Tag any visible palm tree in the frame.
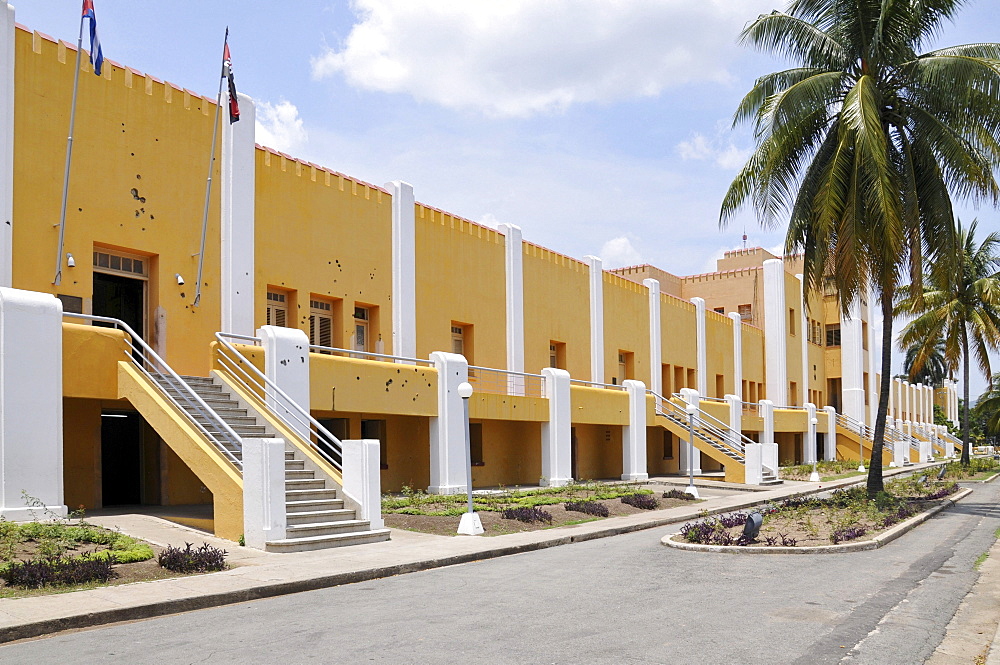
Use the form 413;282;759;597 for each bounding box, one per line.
721;0;1000;495
902;337;950;386
977;375;1000;435
898;220;1000;464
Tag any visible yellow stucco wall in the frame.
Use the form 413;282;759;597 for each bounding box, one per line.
471;420;542;487
573;424;623;480
705;309;734;397
415;206;506;368
254;149;393;351
522;242;591;376
63;323;127;399
660;295;697;395
309;353;437;416
63;398;102;510
602;273;650;384
13;28;221;376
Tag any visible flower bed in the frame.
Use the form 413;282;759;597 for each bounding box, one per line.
673;477;961;548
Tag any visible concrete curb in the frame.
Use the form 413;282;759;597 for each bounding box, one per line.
660;487;973;554
0;461;950;643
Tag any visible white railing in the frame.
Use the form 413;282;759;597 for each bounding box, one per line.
64;313;243;469
741;401;761;416
468;365;546;398
308;343;434;367
651;391;745;457
215;333;343;471
569;378;627;392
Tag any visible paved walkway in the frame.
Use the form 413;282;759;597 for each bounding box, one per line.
0;462;949;643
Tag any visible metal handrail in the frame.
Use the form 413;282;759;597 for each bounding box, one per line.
569;378;626;391
308;343;433;366
64;313;243;468
467;365;546;398
216;333;343;471
651;391;745;457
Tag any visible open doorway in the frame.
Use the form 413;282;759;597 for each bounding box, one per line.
101;411;143;506
93;271;144;337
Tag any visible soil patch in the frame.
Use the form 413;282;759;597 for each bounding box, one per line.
672;479;960;548
385;495;697;537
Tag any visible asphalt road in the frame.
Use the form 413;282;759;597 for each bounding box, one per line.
3;481;999;665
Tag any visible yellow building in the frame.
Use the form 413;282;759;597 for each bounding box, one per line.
0;16;960;549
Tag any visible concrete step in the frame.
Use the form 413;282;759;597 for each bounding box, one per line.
286;508;356;525
264;529;391;553
285;469;315;480
193;414;259;428
285;459;305;470
285;478;326;491
286;498;345;513
285;519;371;538
759;479;784;486
286;488;339;502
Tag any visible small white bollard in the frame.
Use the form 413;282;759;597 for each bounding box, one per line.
458;512;484;535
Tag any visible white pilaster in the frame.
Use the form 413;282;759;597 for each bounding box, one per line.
943;425;954;458
866;293;879;426
916;383;924;425
644;279;662;396
759;399;778;472
762;259;788;406
840;298;865;423
824;406;837;461
798;275;809;407
540;368;572;486
729;312;743;400
0;2;12;287
0;288;67;519
691;297;708;396
622;380;648;481
242;437;287;550
428;351;469;494
585;255;605;384
257;324;311;439
679;388;702;475
221;93;256;336
725;394;741;442
498;224;524;381
893;420;907;467
387;181;416;359
343;438;384;529
804;402;817;464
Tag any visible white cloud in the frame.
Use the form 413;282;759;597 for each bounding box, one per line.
255;100;308;153
599;236;644;269
677;131;750;170
311;0;776;117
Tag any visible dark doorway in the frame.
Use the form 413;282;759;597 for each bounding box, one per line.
101;411;143;506
93;271;144;338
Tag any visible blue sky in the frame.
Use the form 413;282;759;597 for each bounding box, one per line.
13;0;1000;396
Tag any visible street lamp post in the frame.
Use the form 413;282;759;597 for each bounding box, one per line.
808;417;820;482
684;403;699;499
456;381;484;535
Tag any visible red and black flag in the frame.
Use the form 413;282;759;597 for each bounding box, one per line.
223;30;240;123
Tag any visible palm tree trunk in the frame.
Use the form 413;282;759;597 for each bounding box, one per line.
961;324;971;466
867;290;893;497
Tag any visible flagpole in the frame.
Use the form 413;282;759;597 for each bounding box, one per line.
53;13;87;286
193;28;229;307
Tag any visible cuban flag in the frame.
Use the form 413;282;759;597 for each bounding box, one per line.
81;0;104;76
223;38;240;123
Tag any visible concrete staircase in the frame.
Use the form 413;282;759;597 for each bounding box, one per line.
654;403;781;486
156;374;390;552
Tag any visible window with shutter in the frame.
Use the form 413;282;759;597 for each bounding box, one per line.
266;290;288;328
309;298;334;350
